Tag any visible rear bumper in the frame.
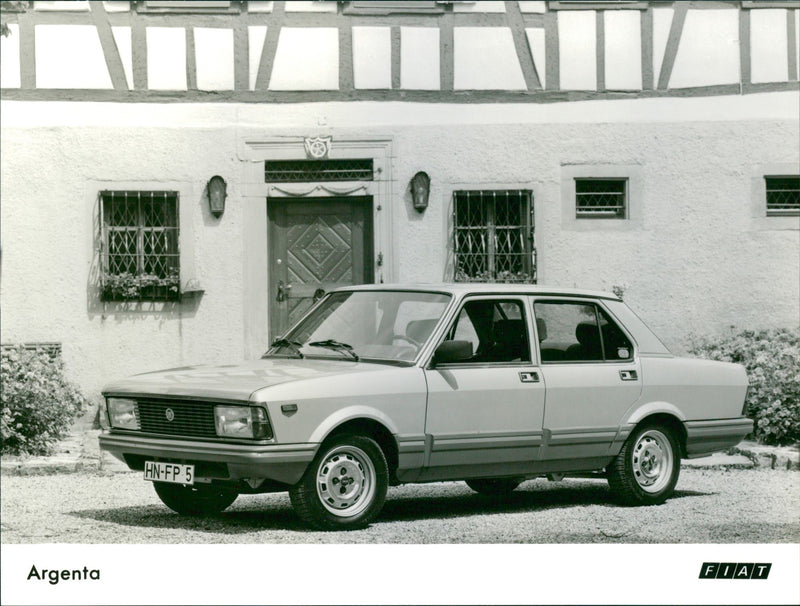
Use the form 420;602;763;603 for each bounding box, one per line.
684;418;754;458
99;432;316;485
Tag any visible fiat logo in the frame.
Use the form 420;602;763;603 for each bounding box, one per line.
165;408;175;422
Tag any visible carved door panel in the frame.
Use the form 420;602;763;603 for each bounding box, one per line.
268;197;374;338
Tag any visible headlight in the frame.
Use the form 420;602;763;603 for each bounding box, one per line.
214;405;273;440
98;398;110;430
107;398;139;430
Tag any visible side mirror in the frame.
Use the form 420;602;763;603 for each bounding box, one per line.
432;340;473;365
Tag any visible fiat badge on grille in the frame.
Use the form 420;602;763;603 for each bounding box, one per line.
165;408;175;422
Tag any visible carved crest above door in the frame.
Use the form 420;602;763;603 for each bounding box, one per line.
303;136;332;160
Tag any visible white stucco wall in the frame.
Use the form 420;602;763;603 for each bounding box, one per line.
1;93;798;399
269;27;339;90
35;24;113;89
146;27;187;90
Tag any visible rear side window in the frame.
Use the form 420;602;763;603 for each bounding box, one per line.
533;301;632;363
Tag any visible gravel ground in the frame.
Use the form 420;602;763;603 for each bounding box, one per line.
1;467;798;544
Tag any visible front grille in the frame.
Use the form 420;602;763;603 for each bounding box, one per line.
136;399;218;439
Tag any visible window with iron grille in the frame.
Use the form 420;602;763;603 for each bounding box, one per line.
765;176;800;216
264;159;374;183
575;178;627;219
100;191;180;301
453;190;535;283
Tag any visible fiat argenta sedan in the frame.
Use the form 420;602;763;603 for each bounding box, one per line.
99;284;753;530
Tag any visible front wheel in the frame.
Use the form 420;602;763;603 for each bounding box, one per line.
289;434;388;530
153;482;238;516
608;424;680;505
465;478;522;496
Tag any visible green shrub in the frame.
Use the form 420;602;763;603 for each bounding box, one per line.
1;347;88;456
687;328;800;446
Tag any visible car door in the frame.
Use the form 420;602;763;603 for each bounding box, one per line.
532;298;642;461
422;296;546;480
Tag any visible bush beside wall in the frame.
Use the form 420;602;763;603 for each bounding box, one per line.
688;328;800;446
1;346;87;456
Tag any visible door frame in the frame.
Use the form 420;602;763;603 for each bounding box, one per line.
239;135;394;358
420;294;545;480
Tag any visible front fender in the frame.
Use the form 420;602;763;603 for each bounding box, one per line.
308;405;400;444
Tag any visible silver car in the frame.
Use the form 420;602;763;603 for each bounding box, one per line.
99;284;753;529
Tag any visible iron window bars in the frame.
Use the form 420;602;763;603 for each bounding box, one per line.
453;190;536;284
765;176;800;217
100;191;180;301
575;178;627;219
264;159;374;183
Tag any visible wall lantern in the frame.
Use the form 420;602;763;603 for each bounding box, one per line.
410;171;430;213
207;175;227;218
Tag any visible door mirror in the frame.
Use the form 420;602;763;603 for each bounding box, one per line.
432;340;473;365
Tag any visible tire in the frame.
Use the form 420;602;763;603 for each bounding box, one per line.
608;424;680;506
465;478;522;496
289;434;388;531
153;482;238;516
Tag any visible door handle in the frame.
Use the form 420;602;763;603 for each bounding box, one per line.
519;371;540;383
619;370;638;381
277;280;291;302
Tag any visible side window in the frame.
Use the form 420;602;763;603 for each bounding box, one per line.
597;307;633;361
533;301;633;363
444;299;531;364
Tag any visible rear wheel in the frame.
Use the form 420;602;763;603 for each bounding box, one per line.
290;434;388;530
608;424;680;505
153;482;238;516
465;478;522;496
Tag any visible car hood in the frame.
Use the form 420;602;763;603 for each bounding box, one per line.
102;357;389;401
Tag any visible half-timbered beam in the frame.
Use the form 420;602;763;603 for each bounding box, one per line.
90;1;129;90
657;1;688;90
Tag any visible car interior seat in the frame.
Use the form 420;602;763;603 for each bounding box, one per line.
405;319;438;344
565;321;603;360
487;319;530;362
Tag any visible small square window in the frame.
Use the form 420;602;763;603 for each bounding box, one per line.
575;178;627;219
765;176;800;217
100;191;180;301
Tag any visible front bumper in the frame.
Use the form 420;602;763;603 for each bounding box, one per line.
684;417;754;458
99;432;317;485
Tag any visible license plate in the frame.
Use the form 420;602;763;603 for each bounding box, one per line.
143;461;194;485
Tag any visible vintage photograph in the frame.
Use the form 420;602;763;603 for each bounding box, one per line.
1;0;798;604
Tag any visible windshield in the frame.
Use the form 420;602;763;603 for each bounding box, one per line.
266;290;452;363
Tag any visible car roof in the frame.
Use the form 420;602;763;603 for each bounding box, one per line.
333;283;621;301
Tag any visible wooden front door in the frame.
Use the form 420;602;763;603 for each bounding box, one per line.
268;197;374;338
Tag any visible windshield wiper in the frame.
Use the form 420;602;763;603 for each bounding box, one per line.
268;337;304;358
308;339;359;361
